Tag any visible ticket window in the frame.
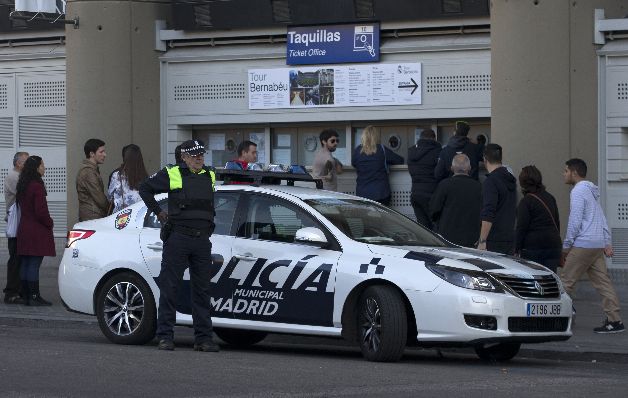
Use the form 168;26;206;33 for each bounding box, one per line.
271;128;298;166
271;126;346;166
194;128;266;168
353;125;431;163
379;126;415;160
436;122;491;148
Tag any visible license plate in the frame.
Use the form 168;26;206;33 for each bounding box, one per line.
526;303;561;317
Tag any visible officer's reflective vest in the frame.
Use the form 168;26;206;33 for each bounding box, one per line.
166;165;216;223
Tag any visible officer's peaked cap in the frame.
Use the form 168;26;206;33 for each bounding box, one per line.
180;139;206;156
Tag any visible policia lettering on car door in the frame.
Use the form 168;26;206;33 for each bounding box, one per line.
210;194;339;327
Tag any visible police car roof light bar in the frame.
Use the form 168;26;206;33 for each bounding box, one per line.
215;169;323;189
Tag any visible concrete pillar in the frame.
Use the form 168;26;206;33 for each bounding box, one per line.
491;0;627;233
65;0;171;227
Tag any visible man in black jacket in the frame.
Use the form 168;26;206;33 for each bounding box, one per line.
429;154;482;247
407;128;441;228
477;143;517;254
434;121;479;182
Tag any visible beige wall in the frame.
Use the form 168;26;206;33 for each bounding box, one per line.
65;0;171;226
491;0;627;233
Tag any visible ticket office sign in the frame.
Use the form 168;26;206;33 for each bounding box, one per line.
286;23;380;65
248;63;422;110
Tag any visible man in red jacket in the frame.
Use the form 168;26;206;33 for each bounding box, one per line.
232;140;258;170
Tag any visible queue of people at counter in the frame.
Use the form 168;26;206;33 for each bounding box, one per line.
4;129;622;334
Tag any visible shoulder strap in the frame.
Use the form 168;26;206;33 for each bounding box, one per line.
528;193;559;233
119;172;126;207
381;144;389;173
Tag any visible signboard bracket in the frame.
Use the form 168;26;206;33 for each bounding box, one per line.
9;10;79;29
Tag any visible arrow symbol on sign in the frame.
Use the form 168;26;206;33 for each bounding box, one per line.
398;78;419;95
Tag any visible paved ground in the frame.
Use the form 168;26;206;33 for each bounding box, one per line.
1;238;627;362
2;317;628;397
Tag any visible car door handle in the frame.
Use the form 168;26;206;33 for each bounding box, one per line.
235;254;258;261
147;242;163;251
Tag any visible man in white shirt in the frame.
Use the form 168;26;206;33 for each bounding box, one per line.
312;129;343;191
3;151;28;304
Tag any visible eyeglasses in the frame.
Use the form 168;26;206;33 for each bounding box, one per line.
328;138;339;143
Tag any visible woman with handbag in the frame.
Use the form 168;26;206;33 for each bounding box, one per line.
515;165;562;272
16;156;55;306
352;126;404;206
107;144;148;213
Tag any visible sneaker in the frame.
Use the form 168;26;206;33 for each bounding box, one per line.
193;340;220;352
157;339;175;350
593;319;625;334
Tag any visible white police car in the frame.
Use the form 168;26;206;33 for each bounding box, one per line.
59;171;572;362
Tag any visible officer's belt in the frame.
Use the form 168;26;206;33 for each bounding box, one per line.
172;224;211;238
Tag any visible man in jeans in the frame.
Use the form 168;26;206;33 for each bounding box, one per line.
562;158;624;333
3;151;28;304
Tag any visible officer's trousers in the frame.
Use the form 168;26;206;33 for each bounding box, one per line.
156;231;214;343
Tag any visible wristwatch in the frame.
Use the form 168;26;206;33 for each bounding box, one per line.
478;239;486;244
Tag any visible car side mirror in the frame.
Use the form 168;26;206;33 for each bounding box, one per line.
294;227;328;247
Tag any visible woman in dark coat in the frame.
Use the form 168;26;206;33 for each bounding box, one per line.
352;125;404;205
16;155;55;306
515;165;562;272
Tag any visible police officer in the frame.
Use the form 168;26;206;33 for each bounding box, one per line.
139;139;219;352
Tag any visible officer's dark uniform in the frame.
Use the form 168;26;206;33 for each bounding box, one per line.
139;143;216;349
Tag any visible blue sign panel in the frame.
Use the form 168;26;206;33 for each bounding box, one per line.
286;23;380;65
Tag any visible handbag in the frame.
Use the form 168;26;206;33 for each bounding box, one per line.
6;203;20;238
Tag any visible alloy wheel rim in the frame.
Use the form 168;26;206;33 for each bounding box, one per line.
103;282;144;336
361;297;381;352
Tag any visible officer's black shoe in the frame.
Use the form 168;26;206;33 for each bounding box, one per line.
193;340;220;352
157;339;175;351
3;294;25;304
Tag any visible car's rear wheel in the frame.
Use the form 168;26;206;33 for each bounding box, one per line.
474;342;521;361
214;328;267;347
357;285;407;362
96;273;156;345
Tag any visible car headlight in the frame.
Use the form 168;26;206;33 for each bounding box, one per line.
426;264;503;292
553;273;566;294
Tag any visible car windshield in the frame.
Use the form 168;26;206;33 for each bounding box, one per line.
305;198;450;247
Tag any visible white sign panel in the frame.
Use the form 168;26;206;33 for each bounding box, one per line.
248;63;421;110
15;0;65;14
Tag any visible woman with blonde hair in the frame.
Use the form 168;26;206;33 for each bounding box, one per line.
352;125;404;205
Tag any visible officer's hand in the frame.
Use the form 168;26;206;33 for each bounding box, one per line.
157;211;169;224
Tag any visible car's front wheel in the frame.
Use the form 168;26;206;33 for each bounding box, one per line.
214;328;267;347
474;342;521;361
96;273;156;345
357;285;407;362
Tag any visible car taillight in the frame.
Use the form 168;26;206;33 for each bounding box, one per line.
66;229;95;248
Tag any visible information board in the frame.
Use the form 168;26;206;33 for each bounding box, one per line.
248;63;422;110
